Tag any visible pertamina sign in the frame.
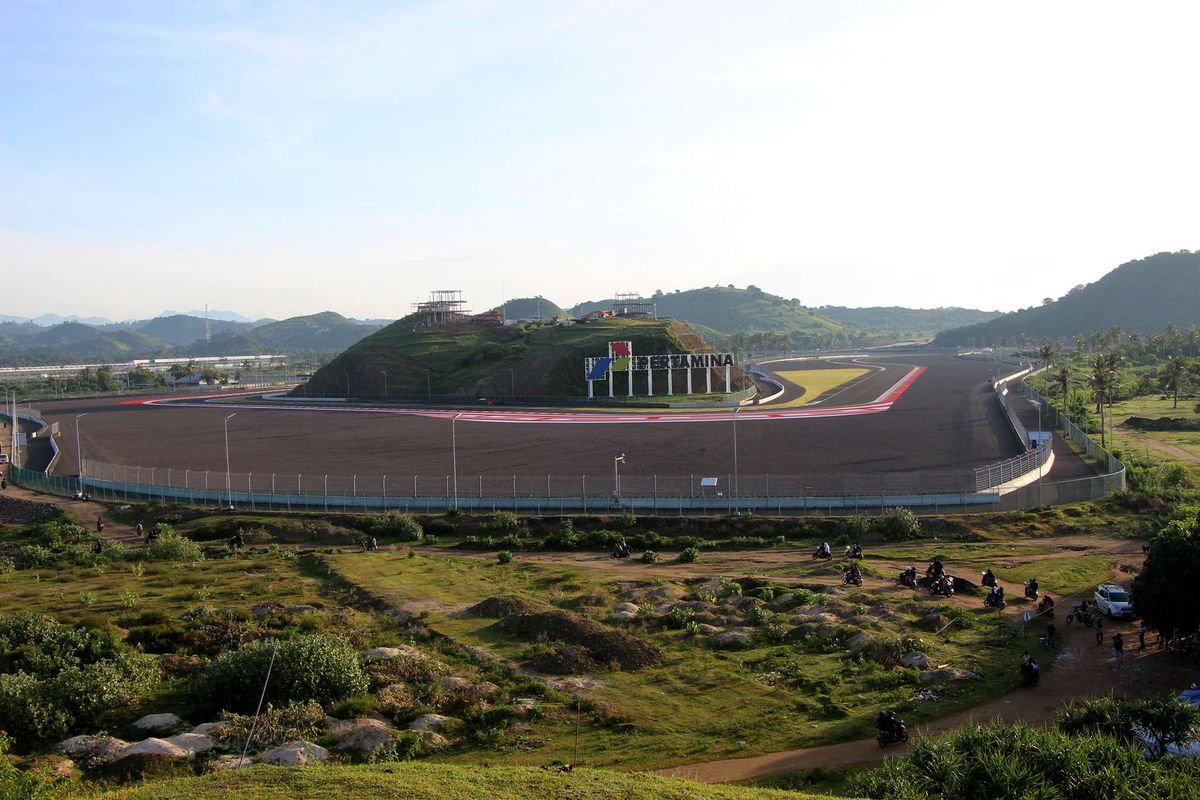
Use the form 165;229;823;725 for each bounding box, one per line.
584;341;735;398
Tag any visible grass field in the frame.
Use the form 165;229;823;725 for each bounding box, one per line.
772;369;869;407
92;762;837;800
1106;395;1200;465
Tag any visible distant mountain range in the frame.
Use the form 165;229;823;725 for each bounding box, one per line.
0;311;385;366
934;251;1200;345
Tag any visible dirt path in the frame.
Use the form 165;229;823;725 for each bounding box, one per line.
1114;421;1200;465
0;483;142;547
656;618;1193;783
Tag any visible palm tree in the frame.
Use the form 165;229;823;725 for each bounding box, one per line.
1161;355;1190;409
1086;354;1118;448
1054;363;1073;427
1037;342;1057;370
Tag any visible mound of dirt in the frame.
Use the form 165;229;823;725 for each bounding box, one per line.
0;495;60;524
468;596;542;618
493;611;662;670
525;645;601;675
1125;416;1200;432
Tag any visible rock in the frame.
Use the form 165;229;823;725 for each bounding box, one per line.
323;716;354;738
119;738;189;761
259;741;329;766
846;632;871;652
406;713;450;732
712;628;755;648
362;644;424;660
513;698;539;718
440;676;472;692
165;733;214;756
900;652;931;669
334;718;402;756
284;604;317;614
411;730;448;750
614;602;640;615
696;624;724;635
609;610;638;622
916;613;946;631
190;722;226;736
206;754;254;772
476;681;500;700
132;713;182;734
919;667;981;685
54;735;128;766
250;601;285;617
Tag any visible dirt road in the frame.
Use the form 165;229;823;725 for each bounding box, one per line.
0;483;142;547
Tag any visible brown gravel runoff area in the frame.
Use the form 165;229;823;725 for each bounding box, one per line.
38;354;1083;495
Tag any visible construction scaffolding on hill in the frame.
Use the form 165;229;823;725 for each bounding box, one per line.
413;290;471;327
613;293;657;320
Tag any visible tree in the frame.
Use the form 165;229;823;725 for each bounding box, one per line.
199;366;221;385
1133;522;1200;641
168;363;190;381
1054;363;1073;426
1085;355;1116;445
1037;342;1057;369
1160;356;1190;409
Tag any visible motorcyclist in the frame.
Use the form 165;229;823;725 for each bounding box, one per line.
845;563;863;584
230;532;245;549
814;542;831;559
899;565;918;587
1025;578;1039;599
96;516;105;533
1037;595;1055;617
926;558;944;577
846;543;863;559
1019;655;1039;686
876;709;901;739
933;574;952;595
981;569;997;588
135;522;144;538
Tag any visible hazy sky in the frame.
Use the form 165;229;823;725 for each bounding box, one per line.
3;1;1198;321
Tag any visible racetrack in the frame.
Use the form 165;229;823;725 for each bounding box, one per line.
36;353;1049;497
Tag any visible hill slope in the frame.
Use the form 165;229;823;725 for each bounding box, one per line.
935;251;1200;345
297;316;732;398
190;312;383;355
569;287;845;345
133;314;252;346
490;296;569;320
95;762;832;800
818;306;1001;336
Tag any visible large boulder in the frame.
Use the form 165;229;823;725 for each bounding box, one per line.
334;718;403;756
54;735;128;766
165;733;214;756
916;612;946;631
24;755;81;781
846;632;872;652
696;623;724;635
206;754;255;772
362;645;424;660
259;741;329;766
118;738;190;761
919;667;981;685
131;713;183;734
712;628;755;649
190;722;226;736
406;714;450;732
900;652;931;669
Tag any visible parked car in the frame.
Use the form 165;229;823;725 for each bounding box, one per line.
1093;583;1134;619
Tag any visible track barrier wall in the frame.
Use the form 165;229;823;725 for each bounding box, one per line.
7;355;1127;516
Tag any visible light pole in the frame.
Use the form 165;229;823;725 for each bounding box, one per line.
614;454;625;502
345;372;350;400
223;412;237;509
382;370;388;400
426;370;431;399
509;368;515;396
451;412;463;509
74;413;89;495
732;406;740;511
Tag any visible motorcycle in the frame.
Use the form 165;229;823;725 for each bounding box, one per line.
896;572;918;589
610;545;631;560
842;571;863;586
844;547;864;560
812;548;833;561
1037;598;1055;619
929;577;955;597
876;723;909;747
984;593;1007;610
1024;580;1039;600
1065;605;1094;626
1020;660;1040;687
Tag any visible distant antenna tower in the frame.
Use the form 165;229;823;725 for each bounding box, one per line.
205;303;211;342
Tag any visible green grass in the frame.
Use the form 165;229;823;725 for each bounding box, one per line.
91;762;840;800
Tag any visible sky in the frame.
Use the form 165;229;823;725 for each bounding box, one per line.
2;0;1198;321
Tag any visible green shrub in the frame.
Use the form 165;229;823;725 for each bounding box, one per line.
718;579;742;598
143;530;205;562
14;545;56;569
0;732;69;799
874;507;922;541
213;701;325;751
664;607;695;629
492;511;520;530
202;634;369;714
496;550;514;564
841;514;871;539
640;550;660;564
366;513;424;542
748;606;771;626
676;547;700;563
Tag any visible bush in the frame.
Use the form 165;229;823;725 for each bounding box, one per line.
841;514;871;539
664;607;695;629
496;550;514;564
874;507;921;541
143;530;205;562
640;550;660;564
676;547;700;563
748;606;771;626
213;701;325;751
365;514;424;542
492;511;520;530
13;545;57;569
0;732;68;799
202;634;368;714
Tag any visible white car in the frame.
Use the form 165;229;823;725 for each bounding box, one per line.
1094;584;1134;619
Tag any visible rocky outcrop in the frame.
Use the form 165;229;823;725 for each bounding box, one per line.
131;713;183;734
259;741;329;766
54;735;128;766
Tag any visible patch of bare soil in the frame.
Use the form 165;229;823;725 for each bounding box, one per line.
525;644;601;675
467;596;544;618
492;610;662;670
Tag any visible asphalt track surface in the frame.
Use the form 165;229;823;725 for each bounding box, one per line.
37;353;1054;497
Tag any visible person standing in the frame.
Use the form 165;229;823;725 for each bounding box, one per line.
1045;623;1057;648
1113;632;1125;660
1094;617;1104;646
1137;624;1148;651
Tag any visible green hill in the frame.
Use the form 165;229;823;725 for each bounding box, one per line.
94;762;833;800
818;306;1000;336
134;314;251;346
490;296;569;320
191;312;383;355
569;286;845;346
297;316;728;398
935;251;1200;346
